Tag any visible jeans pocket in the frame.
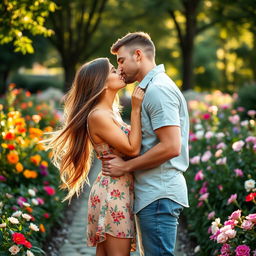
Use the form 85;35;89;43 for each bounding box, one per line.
170;201;183;218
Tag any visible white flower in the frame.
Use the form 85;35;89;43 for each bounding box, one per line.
12;211;22;217
32;198;39;205
22;213;32;221
0;201;3;208
29;223;39;232
9;245;20;255
28;189;36;197
211;218;221;234
196;130;204;139
22;202;31;207
216;157;227;165
241;120;249;126
26;250;35;256
5;193;13;198
0;223;7;228
244;179;255;192
8;217;19;224
201;151;212;162
194;123;203;131
216;132;225;139
194;245;200;253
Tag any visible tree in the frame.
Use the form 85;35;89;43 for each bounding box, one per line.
0;0;56;54
48;0;108;91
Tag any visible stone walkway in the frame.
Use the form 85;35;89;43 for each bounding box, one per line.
59;158;186;256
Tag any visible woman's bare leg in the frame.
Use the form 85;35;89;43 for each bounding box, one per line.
103;234;131;256
96;242;106;256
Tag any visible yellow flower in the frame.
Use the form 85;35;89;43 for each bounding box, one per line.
30;155;41;166
16;162;24;173
7;152;19;164
29;128;43;139
23;170;38;179
41;161;48;167
36;142;45;151
1;143;7;148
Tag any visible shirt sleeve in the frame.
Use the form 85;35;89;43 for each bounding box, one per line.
145;85;180;130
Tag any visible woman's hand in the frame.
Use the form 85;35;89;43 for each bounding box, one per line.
131;86;145;111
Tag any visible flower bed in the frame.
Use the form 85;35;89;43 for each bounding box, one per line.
0;85;66;255
184;91;256;255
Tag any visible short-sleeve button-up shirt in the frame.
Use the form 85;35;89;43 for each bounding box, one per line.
134;64;189;213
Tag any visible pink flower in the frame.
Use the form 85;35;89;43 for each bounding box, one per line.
199;193;209;201
224;219;237;228
202;113;211;120
235;245;250;256
241;220;254;230
229;210;241;220
227;194;237;205
208;211;215;220
36;197;44;205
43;186;56;196
17;197;27;207
217;233;228;243
215;149;223;158
232;140;245;152
228;114;240;124
205;131;214;139
217;142;227;149
245;136;256;144
190;155;200;164
234;168;243;177
194;170;204;181
218;185;223;191
247;110;256;117
221;244;231;255
216;157;227;165
246;213;256;223
201;151;212;162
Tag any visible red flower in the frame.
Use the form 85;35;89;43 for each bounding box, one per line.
90;195;100;207
111;189;121;198
202;113;211;120
43;213;50;218
4;132;15;140
23;240;32;248
7;144;15;150
12;233;26;245
43;186;56;196
245;193;256;202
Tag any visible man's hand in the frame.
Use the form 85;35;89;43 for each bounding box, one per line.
101;154;127;177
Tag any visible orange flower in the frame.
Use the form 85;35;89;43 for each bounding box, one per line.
36;143;45;151
23;170;38;179
28;101;33;107
0;104;3;111
29;128;43;139
30;155;41;166
7;152;19;164
21;103;27;109
25;91;31;97
39;224;46;233
9;83;16;89
25;207;33;213
41;161;48;167
16;162;24;173
4;132;15;140
44;126;53;132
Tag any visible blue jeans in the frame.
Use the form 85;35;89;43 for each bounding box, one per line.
137;198;183;256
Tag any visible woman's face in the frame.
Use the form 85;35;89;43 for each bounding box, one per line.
105;63;126;91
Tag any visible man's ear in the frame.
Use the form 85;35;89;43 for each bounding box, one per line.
134;49;143;61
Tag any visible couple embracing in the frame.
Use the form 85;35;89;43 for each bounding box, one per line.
48;32;189;256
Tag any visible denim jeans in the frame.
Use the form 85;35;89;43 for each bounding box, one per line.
137;198;183;256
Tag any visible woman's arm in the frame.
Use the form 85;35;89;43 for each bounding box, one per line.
88;87;144;157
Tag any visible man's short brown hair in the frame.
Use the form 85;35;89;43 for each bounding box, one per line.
111;32;155;59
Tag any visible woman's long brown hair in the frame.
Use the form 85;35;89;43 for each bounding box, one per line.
45;58;110;202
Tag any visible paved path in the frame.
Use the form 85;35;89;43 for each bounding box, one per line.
59;158;186;256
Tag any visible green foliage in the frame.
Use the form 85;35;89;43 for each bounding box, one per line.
234;83;256;117
0;0;57;54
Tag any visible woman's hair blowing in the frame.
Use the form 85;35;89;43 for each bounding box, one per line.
45;58;110;202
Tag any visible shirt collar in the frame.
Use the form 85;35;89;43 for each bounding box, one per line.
139;64;165;89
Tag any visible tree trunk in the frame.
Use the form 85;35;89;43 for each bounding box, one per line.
0;69;10;95
251;31;256;82
63;62;76;92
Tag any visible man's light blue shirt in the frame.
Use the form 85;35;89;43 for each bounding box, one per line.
134;64;189;213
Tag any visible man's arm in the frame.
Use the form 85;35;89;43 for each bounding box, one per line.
102;125;181;176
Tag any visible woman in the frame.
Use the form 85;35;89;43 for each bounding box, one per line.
46;58;144;256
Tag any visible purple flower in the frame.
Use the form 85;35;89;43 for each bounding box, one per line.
40;165;49;176
235;245;250;256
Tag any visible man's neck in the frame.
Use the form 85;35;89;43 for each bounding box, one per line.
137;61;157;83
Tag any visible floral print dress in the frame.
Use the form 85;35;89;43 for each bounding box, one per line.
86;116;136;251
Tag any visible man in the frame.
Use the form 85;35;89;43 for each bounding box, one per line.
102;32;189;256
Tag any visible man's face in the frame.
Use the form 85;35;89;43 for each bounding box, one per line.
116;46;139;84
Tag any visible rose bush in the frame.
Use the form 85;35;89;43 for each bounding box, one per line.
184;91;256;255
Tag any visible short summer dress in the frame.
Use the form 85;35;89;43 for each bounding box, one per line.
86;111;136;251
